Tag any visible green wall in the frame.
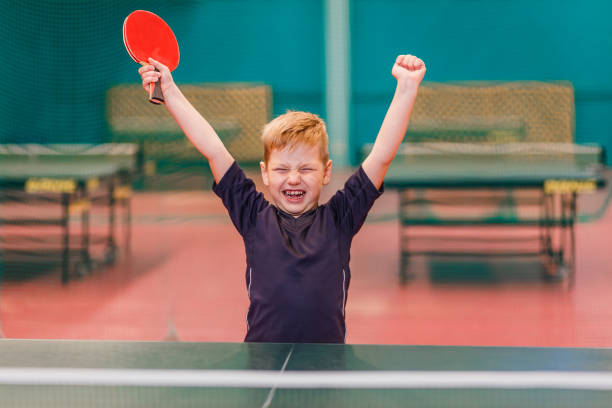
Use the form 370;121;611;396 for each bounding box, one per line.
1;1;610;163
351;0;612;162
0;0;324;144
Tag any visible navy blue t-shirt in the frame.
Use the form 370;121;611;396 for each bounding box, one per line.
213;161;383;343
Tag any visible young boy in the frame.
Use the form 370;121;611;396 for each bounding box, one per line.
139;54;425;343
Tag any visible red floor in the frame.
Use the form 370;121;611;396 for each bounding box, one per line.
1;172;611;347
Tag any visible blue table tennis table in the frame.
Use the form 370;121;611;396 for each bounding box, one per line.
0;144;137;283
0;339;611;407
383;142;607;285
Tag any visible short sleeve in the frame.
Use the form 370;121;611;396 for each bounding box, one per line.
327;166;384;236
212;161;268;236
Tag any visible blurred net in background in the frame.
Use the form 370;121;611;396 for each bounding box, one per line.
0;0;129;145
106;83;272;189
406;81;575;144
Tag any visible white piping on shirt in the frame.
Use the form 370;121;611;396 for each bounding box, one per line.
246;267;253;330
248;267;253;299
342;269;347;342
341;269;347;317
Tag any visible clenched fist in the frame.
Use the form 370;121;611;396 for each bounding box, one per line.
392;54;426;87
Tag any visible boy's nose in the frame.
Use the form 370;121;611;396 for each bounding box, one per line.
287;171;301;185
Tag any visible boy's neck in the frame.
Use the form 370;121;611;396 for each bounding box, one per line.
274;203;319;219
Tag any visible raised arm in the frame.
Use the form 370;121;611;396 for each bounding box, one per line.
362;54;426;189
139;58;234;183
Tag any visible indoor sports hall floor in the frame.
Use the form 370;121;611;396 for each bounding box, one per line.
1;168;611;347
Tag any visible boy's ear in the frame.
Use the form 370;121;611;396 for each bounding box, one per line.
322;159;332;185
260;161;270;186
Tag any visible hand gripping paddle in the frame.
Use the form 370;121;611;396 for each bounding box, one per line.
123;10;180;104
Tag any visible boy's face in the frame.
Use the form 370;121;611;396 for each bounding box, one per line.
260;143;332;217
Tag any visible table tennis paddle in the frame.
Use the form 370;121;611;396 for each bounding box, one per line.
123;10;180;104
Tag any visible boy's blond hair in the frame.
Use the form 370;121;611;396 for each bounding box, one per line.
261;111;329;164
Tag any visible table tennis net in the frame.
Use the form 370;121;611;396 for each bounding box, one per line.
361;142;603;170
394;142;604;164
1;367;611;408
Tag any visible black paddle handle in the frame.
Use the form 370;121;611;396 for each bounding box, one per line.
149;68;164;104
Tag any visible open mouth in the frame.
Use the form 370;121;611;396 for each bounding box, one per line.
283;190;306;202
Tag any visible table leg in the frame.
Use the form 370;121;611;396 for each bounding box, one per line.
61;193;70;284
77;187;92;277
566;192;577;286
399;189;410;284
105;179;118;264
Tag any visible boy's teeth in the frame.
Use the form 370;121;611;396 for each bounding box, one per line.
285;190;304;197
